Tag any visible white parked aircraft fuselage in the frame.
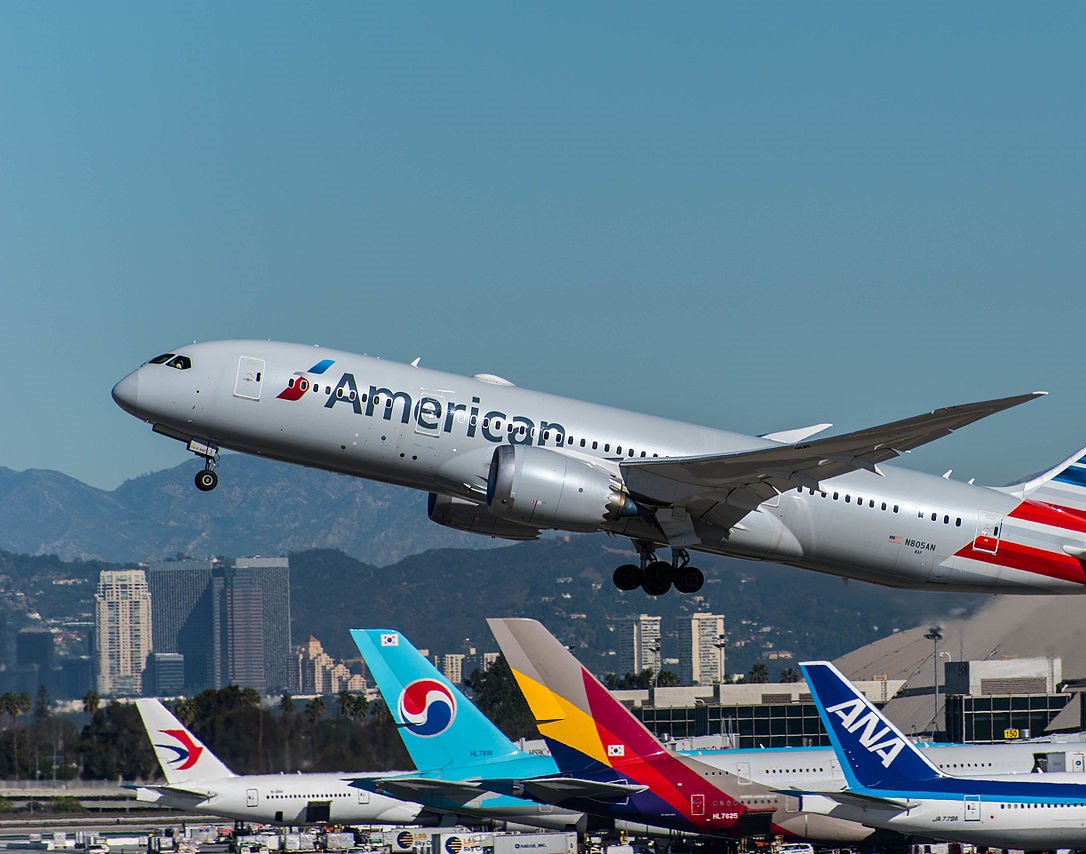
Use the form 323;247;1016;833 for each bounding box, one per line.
136;771;427;825
112;340;1086;593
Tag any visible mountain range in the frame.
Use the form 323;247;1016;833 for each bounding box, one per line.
0;456;987;678
0;454;499;565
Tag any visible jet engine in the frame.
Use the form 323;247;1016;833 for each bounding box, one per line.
427;492;541;540
486;445;642;531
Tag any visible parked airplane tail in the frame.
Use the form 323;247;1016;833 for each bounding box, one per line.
350;629;526;772
1007;444;1086;513
135;698;235;783
800;661;943;790
488;618;763;835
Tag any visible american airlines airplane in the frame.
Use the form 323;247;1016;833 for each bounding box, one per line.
112;340;1086;595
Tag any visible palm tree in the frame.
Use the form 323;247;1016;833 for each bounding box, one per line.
778;667;801;683
82;690;100;716
305;696;325;727
748;662;770;684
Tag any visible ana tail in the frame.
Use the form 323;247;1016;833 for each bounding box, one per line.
135;698;235;783
800;661;942;790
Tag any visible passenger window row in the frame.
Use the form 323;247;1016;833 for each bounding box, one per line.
801;487;899;514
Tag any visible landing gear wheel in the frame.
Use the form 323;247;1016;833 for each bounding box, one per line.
613;564;643;591
673;565;704;594
195;469;219;492
642;577;672;596
643;560;673;596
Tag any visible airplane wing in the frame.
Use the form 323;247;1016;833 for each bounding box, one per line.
622;393;1044;523
359;776;487;803
813;790;918;812
516;776;648;803
132;783;216;802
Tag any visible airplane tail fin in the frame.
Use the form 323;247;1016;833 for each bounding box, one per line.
800;661;942;790
486;617;670;779
488;617;760;837
1006;444;1086;512
350;629;526;772
135;698;235;783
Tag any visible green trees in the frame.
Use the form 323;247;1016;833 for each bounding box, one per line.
747;662;770;683
463;655;538;741
79;701;158;780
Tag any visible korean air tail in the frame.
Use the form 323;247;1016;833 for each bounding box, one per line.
135;698;235;784
800;661;943;790
350;629;527;773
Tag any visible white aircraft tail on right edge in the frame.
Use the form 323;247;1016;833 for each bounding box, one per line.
135;698;235;784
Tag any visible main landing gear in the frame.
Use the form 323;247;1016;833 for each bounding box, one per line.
612;542;704;596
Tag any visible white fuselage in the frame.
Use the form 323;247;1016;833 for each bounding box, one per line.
112;340;1086;593
136;771;427;825
800;782;1086;848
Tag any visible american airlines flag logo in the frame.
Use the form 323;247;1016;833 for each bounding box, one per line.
381;634;399;646
607;744;625;757
888;535;902;544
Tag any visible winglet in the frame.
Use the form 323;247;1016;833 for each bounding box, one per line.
135;699;235;784
799;662;941;790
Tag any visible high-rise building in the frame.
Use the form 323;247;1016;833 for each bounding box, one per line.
616;615;662;678
440;653;465;686
146;560;215;692
213;557;292;693
144;652;185;696
290;636;365;695
679;613;726;685
95;569;153;696
16;628;54;673
143;557;292;696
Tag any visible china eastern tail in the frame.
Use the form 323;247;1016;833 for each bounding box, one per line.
112;339;1086;596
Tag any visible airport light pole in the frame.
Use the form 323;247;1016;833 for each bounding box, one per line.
714;634;727;684
924;626;944;738
647;640;662;696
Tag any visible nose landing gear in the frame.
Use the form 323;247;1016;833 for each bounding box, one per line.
612;542;704;596
188;438;220;492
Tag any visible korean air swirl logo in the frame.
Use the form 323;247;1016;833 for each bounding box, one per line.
397;678;456;737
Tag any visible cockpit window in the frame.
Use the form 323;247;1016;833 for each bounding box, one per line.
149;353;175;364
166;355;192;370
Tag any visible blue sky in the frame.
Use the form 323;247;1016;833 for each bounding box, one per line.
2;3;1083;490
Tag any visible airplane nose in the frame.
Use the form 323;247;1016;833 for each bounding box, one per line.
111;371;140;414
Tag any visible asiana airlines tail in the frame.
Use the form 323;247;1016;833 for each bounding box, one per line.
112;339;1086;596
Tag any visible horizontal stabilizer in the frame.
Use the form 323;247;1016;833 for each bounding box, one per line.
818;789;918;812
518;776;648;803
360;776;485;803
134;783;216;801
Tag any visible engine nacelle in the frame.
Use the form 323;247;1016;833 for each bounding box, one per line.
486;445;641;531
427;492;541;541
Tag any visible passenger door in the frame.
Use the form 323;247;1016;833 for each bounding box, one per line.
690;793;705;816
973;511;1003;555
246;787;258;808
964;794;981;822
234;357;265;401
